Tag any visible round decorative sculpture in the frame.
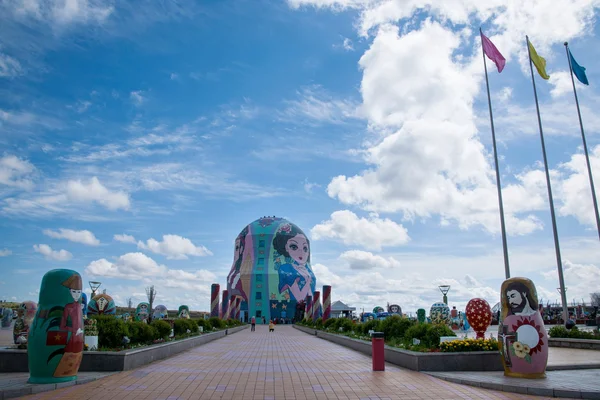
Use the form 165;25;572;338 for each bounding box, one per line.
135;302;150;322
466;298;492;339
388;304;402;315
429;302;450;325
417;308;426;323
1;307;13;328
226;217;317;322
13;301;37;347
153;305;168;320
373;306;384;314
498;277;548;379
178;305;190;319
87;293;116;315
28;269;84;384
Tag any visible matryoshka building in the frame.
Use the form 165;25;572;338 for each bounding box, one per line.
225;216;317;322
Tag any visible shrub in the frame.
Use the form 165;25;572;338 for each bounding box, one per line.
173;319;198;336
380;316;414;340
197;318;209;331
548;325;569;338
151;320;172;339
404;323;455;348
128;321;158;344
359;319;381;335
315;318;323;329
208;317;225;330
440;338;498;352
93;315;128;348
323;318;336;330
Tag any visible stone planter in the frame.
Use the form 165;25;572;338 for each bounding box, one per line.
293;324;503;372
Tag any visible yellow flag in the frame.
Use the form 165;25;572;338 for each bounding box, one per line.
527;40;550;80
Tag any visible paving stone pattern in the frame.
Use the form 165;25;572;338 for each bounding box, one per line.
426;370;600;399
17;326;561;400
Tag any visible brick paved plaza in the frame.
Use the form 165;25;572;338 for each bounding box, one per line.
17;325;558;400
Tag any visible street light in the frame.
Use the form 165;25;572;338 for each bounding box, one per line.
439;285;451;305
89;281;102;298
557;287;568;323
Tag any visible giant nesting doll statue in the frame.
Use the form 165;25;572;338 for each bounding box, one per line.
498;277;548;379
28;269;84;384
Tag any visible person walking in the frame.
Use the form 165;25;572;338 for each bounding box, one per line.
269;320;275;332
251;316;256;332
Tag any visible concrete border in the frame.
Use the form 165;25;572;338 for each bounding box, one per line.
0;325;248;373
293;324;503;372
549;337;600;350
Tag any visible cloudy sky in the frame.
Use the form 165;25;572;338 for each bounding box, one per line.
2;0;600;315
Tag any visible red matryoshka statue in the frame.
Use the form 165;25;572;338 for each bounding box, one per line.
466;298;492;339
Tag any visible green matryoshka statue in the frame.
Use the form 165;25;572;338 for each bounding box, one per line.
28;269;84;384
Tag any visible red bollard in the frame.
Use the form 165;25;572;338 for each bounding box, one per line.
371;332;385;371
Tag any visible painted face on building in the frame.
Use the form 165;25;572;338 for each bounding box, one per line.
70;289;82;302
285;234;309;266
507;290;523;309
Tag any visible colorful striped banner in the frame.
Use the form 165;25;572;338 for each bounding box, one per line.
221;290;229;319
322;285;331;322
210;283;220;318
305;295;312;320
312;291;321;321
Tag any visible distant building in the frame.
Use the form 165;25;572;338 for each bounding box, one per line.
331;300;356;319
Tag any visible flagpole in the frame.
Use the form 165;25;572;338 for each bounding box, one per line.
564;42;600;242
526;36;569;325
480;28;511;279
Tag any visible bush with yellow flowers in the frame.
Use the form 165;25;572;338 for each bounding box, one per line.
439;338;499;353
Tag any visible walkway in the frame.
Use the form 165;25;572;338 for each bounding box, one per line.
16;325;556;400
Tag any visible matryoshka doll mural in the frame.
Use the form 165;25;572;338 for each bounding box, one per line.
87;293;116;315
28;269;84;384
135;302;150;322
498;277;548;379
80;293;88;319
430;302;450;325
178;305;190;319
227;226;255;302
153;305;168;320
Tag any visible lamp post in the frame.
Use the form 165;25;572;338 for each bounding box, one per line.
89;281;102;298
439;285;451;305
557;287;568;322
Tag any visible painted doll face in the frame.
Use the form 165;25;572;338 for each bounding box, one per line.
70;289;82;302
507;290;523;308
285;234;309;266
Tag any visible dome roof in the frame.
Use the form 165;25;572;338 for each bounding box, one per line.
236;216;307;237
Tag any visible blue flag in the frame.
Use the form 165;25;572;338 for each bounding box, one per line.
569;49;589;85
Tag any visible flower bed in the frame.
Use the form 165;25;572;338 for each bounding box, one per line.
440;338;499;353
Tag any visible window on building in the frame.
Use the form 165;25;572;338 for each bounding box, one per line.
256;292;262;300
256;310;262;318
259;240;265;247
256;275;262;282
258;258;264;265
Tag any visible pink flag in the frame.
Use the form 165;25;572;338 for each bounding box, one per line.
481;31;506;73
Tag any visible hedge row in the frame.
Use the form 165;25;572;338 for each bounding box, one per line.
91;315;243;349
298;315;456;349
548;325;600;340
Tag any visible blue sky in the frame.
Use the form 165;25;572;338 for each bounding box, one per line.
1;0;600;314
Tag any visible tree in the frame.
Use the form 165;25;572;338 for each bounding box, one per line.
591;292;600;307
146;285;157;321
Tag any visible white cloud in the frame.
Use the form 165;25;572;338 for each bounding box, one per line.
279;85;360;125
342;37;354;51
303;179;321;193
311;210;409;250
554;145;600;226
33;244;72;261
549;71;576;98
137;234;213;260
130;90;146;106
0;52;22;77
43;228;100;246
0;249;11;256
85;252;166;280
114;234;136;244
339;250;400;270
5;0;114;25
170;73;178;80
65;176;130;210
541;260;600;303
0;155;36;190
